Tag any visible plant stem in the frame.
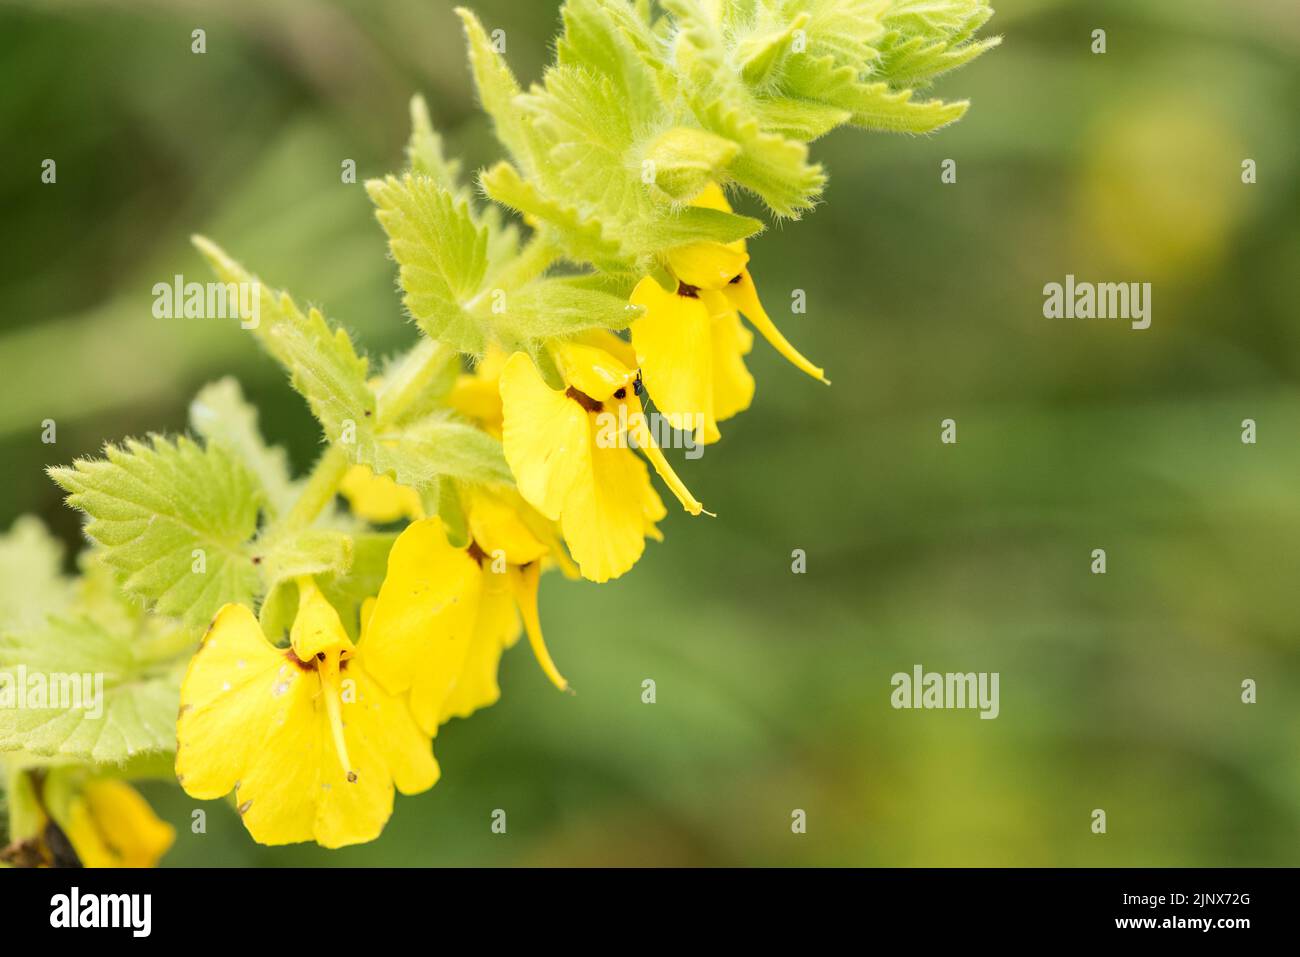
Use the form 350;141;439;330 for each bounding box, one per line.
487;233;558;292
281;443;351;531
377;338;452;426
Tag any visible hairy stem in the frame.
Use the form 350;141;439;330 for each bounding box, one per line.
377;338;453;426
484;233;558;294
281;443;352;532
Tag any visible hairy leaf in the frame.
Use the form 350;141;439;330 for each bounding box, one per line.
367;174;490;354
0;517;73;635
189;377;297;518
49;436;261;629
0;615;185;764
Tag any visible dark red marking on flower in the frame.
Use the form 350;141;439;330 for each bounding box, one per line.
44;822;82;868
285;648;317;671
613;387;626;400
251;555;262;565
565;386;603;412
676;282;700;298
467;540;488;565
728;274;742;285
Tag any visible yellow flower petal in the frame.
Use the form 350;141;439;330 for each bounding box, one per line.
499;351;691;582
709;305;756;422
624;405;707;516
688;181;733;213
361;518;481;736
439;571;519;722
666;241;750;290
560;440;665;583
290;577;356;661
447;345;511;436
340;465;425;523
175;602;435;848
464;484;550;566
307;658;438;848
630;276;718;444
499;352;593;521
549;339;637;403
571;328;638;368
65;780;175;868
448;377;503;436
176;604;303;802
509;561;569;692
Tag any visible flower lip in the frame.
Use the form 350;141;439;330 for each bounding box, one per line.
550;340;638;402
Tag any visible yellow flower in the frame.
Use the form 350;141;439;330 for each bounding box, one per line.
62;778;175;868
340;465;425;523
630;183;827;443
448;345;510;438
498;337;707;582
356;517;481;735
176;577;438;848
1;770;174;868
362;503;574;729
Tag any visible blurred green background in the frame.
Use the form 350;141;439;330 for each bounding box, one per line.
2;0;1298;866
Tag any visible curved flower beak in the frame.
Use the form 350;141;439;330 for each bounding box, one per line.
706;272;829;384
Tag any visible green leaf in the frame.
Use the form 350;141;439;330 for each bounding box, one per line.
881;0;995;44
374;339;460;427
778;52;943;131
0;615;184;764
753;97;852;140
876;32;1001;90
192;237;376;442
0;517;73;634
254;528;353;593
271;308;375;442
664;0;826;217
189;377;297;518
844;81;970;133
737;12;810;87
367;174;490;354
639;205;765;250
456;0;995;267
455;7;535;171
480;161;624;269
519;66;647;231
362;412;513;491
406;93;465;195
643;126;740;200
496;277;644;342
777;0;885;66
190;235;306;368
49;436;262;630
556;0;666;109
